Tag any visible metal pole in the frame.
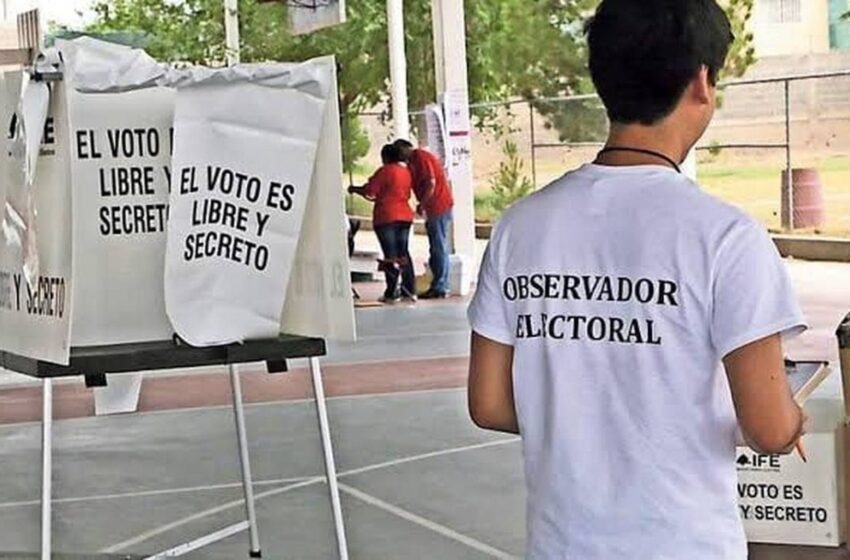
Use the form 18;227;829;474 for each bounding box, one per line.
309;357;349;560
784;79;794;231
224;0;241;66
229;364;262;557
41;378;53;560
529;101;537;187
387;0;410;140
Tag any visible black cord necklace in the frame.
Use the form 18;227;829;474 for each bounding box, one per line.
596;146;682;174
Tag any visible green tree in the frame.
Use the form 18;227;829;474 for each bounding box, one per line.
85;0;757;168
489;140;535;213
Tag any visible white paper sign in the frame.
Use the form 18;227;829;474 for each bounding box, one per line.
443;88;472;185
737;434;843;546
0;73;73;364
66;85;176;346
165;62;333;346
424;103;449;170
280;65;355;342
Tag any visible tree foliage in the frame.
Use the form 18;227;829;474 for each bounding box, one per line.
84;0;757;168
489;140;534;214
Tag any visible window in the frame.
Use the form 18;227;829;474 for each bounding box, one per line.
761;0;803;23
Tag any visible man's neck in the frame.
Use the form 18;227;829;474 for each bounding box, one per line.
600;122;690;167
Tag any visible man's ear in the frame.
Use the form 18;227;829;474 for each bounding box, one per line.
690;65;713;105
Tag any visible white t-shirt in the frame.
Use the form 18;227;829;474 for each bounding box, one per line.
468;164;807;560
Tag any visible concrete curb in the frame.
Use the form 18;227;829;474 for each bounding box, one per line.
773;235;850;263
352;216;850;264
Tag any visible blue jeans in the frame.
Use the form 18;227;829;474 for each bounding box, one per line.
375;222;415;298
425;211;452;294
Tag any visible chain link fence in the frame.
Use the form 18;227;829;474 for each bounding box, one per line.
351;69;850;236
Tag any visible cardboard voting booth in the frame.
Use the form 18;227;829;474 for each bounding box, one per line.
0;38;357;560
0;38;355;364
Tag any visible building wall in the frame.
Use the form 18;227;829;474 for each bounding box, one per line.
0;23;16;48
752;0;831;57
703;52;850;152
830;0;850;50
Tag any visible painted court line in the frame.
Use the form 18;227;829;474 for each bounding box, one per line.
339;483;518;560
340;437;520;478
0;475;313;510
105;438;519;554
143;521;250;559
102;477;325;554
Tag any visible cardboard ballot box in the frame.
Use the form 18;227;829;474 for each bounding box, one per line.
839;312;850;419
738;316;850;548
0;39;355;365
737;399;846;547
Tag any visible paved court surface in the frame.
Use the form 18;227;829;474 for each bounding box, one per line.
0;390;847;559
0;255;848;558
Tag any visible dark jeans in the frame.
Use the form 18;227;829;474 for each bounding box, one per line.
426;211;452;294
375;222;415;298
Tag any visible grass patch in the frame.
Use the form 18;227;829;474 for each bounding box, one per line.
698;155;850;235
345;194;373;218
472;154;850;237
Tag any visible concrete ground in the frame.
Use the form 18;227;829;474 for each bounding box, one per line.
0;246;849;559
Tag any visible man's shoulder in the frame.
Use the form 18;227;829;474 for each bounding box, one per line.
413;148;439;165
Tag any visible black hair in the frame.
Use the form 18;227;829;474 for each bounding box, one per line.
586;0;734;125
381;143;400;164
393;139;414;162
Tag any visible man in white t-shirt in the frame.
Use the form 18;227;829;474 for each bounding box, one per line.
467;1;808;558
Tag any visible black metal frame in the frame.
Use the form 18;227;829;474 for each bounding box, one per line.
0;335;325;380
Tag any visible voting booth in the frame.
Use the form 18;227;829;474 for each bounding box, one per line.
0;38;355;365
0;38;355;559
735;320;850;549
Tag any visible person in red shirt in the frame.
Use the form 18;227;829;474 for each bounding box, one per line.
394;139;454;299
349;144;417;303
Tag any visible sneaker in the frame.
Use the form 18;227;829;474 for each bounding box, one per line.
379;294;401;304
420;289;449;300
399;287;418;303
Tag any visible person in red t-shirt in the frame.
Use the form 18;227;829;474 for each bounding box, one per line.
394;139;454;299
349;144;417;303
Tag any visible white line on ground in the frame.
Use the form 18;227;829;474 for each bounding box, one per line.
338;483;518;560
340;437;521;478
106;437;519;554
0;476;314;510
102;477;325;554
143;521;250;559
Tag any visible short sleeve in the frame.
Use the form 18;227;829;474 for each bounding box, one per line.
711;221;808;358
468;235;514;346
